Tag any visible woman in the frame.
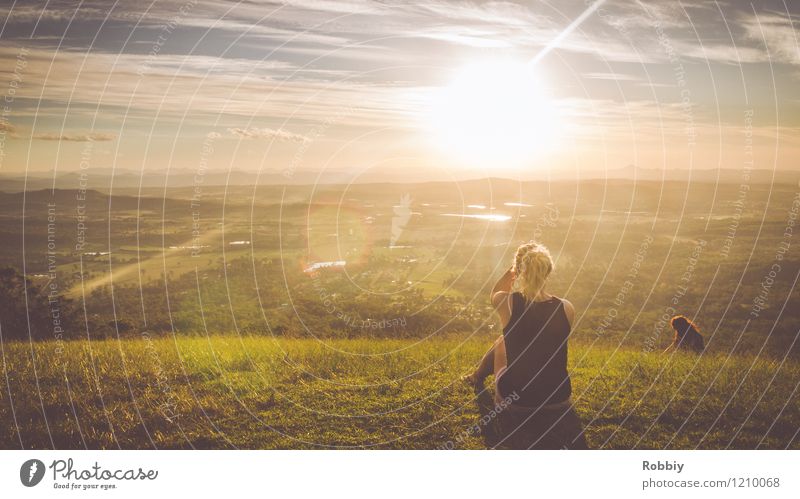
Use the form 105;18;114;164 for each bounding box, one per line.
464;242;587;449
664;315;704;353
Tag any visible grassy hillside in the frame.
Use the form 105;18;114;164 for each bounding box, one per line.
1;336;798;449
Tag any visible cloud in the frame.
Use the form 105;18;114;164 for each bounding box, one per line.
0;46;411;129
0;118;113;141
671;41;768;65
32;132;116;142
0;120;17;135
740;13;800;65
582;72;641;81
418;29;514;48
227;127;309;142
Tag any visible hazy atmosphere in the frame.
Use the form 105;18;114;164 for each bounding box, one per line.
1;0;799;457
0;0;798;180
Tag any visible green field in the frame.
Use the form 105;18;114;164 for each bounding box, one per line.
2;336;797;449
1;179;799;449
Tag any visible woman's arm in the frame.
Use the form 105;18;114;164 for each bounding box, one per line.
561;298;576;330
490;268;515;328
490;267;515;298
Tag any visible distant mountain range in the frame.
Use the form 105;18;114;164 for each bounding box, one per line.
1;165;797;192
576;165;799;184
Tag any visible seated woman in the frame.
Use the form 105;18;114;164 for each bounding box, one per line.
464;242;587;449
664;315;704;353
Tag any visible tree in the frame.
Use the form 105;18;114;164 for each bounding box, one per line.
0;266;77;341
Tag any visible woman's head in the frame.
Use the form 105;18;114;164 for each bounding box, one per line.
512;241;554;300
671;315;698;340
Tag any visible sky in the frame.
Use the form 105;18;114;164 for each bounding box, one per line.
0;0;798;179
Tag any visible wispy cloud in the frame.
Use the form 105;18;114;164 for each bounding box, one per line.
740;12;800;65
417;28;513;48
31;132;116;142
672;41;768;64
582;72;641;81
0;118;113;141
0;120;18;135
227;127;308;142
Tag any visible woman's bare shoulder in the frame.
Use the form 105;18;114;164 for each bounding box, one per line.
558;297;576;325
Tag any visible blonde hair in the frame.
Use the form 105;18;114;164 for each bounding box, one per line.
512;242;554;300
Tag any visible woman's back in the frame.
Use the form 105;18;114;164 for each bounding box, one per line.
500;292;571;407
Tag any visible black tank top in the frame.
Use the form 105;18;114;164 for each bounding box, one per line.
499;292;572;407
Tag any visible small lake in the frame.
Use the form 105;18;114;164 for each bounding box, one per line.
441;213;511;222
304;260;347;272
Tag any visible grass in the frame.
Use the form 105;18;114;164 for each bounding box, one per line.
1;336;798;449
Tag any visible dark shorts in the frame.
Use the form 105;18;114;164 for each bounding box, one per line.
497;402;589;449
495;368;588;449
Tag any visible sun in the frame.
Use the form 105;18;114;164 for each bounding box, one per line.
427;60;561;167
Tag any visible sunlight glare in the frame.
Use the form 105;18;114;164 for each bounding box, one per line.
428;60;561;167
